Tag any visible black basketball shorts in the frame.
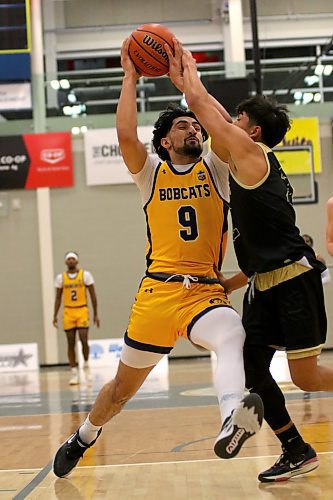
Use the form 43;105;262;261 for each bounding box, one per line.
243;268;327;359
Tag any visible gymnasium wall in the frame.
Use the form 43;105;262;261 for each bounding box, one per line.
0;112;332;363
0;0;333;363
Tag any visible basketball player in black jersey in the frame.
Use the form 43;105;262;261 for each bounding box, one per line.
166;39;333;482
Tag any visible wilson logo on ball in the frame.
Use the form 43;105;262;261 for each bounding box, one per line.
129;23;175;78
142;35;169;63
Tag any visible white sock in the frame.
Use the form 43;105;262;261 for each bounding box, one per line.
190;307;246;424
71;367;78;375
79;416;101;445
83;361;89;369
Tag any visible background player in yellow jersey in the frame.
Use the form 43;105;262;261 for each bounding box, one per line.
53;251;100;385
53;39;263;478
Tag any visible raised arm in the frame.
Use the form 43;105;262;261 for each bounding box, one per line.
181;49;267;185
166;39;232;161
116;38;148;173
326;197;333;257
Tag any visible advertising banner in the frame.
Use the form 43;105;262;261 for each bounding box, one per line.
276;117;322;174
0;83;31;110
0;343;39;373
84;126;157;186
0;132;73;189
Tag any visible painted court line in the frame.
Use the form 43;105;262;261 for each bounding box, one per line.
11;450;333;498
12;461;52;500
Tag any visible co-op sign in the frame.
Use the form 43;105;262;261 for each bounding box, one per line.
0;150;65;168
0;155;27;170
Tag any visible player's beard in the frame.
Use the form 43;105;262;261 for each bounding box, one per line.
174;141;203;159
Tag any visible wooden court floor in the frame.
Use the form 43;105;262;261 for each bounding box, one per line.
1;353;333;499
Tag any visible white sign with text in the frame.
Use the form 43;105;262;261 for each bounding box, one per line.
84;126;157;186
0;83;31;110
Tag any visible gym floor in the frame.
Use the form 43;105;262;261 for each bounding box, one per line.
1;353;333;499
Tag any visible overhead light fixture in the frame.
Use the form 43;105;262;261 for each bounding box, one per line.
304;75;319;86
314;64;324;76
323;65;333;76
67;92;77;104
71;126;88;135
302;92;314;104
293;91;303;100
59;79;70;89
50;80;60;90
63;104;86;116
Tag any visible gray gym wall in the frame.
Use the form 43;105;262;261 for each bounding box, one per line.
0;0;333;363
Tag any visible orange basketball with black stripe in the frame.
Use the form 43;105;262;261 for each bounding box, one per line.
129;23;174;77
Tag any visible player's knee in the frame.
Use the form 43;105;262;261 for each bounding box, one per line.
191;307;245;353
243;346;273;391
291;373;320;392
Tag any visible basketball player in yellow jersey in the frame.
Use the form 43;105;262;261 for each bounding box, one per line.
53;39;263;478
53;252;100;385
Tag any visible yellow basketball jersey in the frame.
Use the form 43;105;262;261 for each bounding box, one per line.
145;159;228;275
62;269;87;307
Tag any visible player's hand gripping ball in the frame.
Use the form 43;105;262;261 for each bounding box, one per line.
129;23;175;77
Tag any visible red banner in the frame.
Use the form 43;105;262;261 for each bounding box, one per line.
0;132;73;189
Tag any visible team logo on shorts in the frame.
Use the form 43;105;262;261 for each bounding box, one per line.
197;170;206;181
209;298;223;304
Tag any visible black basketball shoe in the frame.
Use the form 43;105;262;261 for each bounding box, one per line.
214;393;264;459
258;444;319;482
53;428;102;478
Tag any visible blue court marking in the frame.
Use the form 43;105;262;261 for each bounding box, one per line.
13;461;52;500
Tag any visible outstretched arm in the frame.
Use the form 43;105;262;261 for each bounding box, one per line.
326;197;333;256
167;39;233;124
181;49;267;185
116;38;148;173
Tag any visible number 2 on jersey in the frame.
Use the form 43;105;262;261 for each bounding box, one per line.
178;206;198;241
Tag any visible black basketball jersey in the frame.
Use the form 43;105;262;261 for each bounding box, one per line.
229;143;321;277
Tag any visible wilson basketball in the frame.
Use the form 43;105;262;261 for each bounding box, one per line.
129;23;175;77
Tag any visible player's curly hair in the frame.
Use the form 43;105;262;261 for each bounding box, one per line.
152;103;208;161
236;95;291;148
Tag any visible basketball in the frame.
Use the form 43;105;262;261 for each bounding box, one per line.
129;23;175;78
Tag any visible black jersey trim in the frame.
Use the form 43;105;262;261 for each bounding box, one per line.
124;331;173;354
167;158;201;175
143;162;162;271
203;158;229;205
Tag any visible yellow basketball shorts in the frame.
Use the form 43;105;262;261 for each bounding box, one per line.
63;306;89;331
125;277;231;353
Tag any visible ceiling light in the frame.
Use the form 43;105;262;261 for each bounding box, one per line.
60;79;70;89
323;65;333;76
304;75;319;86
314;64;324;76
50;80;60;90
